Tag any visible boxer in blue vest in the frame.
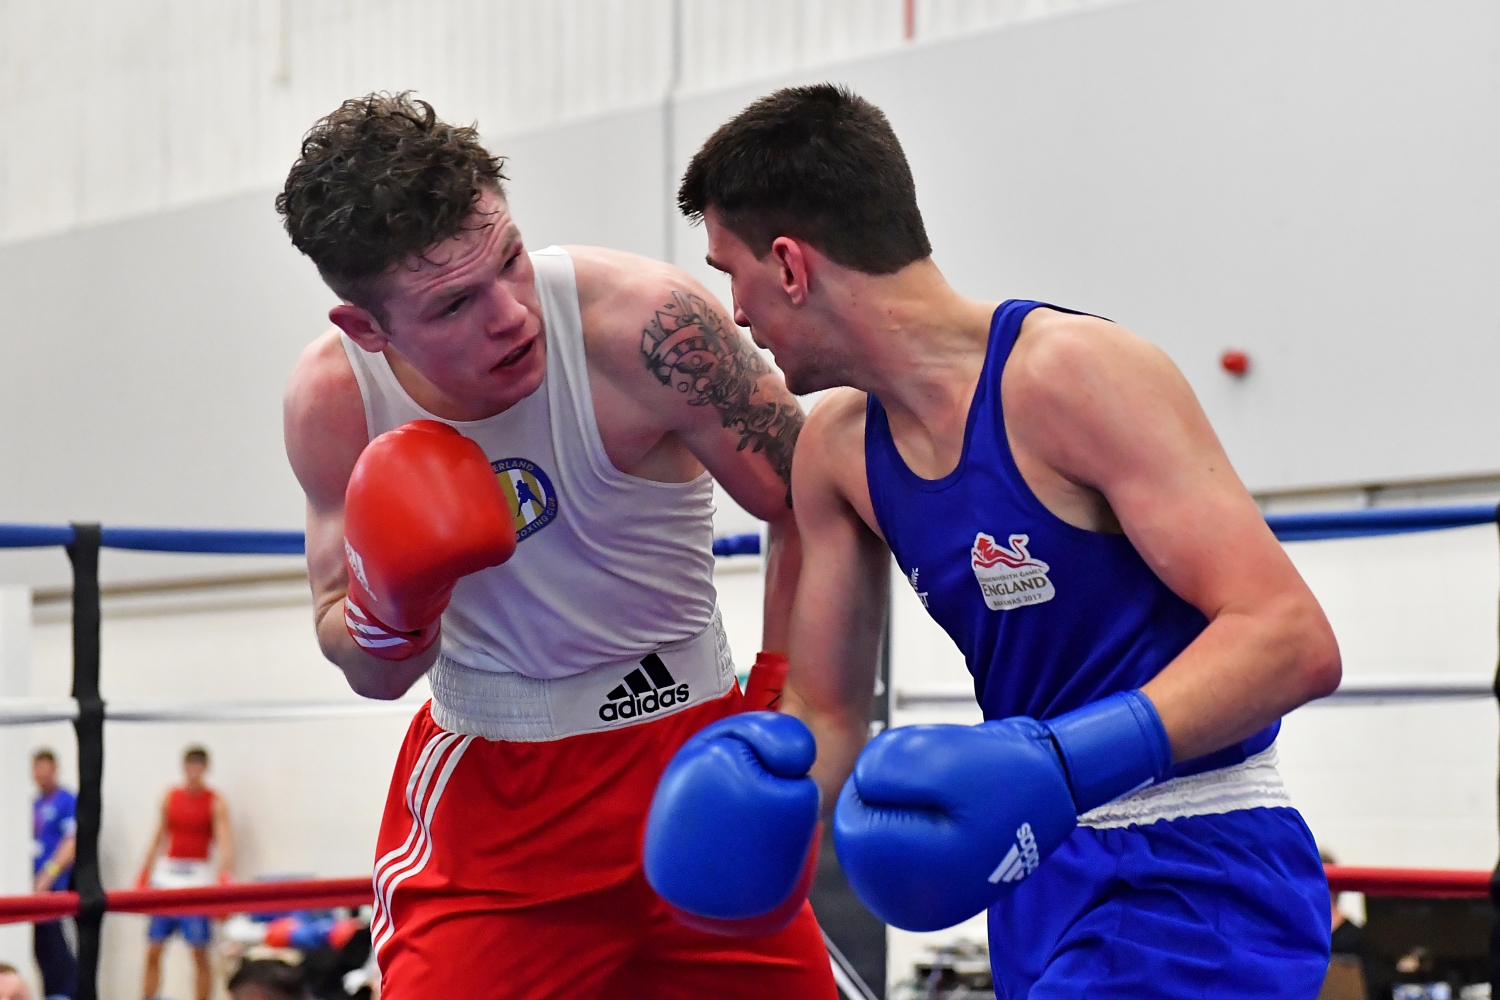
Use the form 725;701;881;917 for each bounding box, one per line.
645;84;1340;996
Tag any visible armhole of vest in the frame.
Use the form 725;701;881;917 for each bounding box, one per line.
862;394;899;550
338;333;378;442
533;248;681;490
986;300;1063;523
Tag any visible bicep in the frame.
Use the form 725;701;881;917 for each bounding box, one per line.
1027;324;1298;615
638;284;804;519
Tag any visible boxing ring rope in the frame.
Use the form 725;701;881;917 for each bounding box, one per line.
0;863;1481;927
0;504;1494;999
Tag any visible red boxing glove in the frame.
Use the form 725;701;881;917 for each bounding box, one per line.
343;421;517;660
743;651;789;711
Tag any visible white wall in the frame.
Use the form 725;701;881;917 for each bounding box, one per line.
0;0;1113;246
670;0;1500;492
5;0;1500;589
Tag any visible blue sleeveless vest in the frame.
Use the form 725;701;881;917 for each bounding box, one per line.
865;300;1276;776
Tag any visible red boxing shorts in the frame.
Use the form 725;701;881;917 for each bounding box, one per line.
370;688;836;999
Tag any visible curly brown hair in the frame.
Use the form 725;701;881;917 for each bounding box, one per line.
275;92;507;313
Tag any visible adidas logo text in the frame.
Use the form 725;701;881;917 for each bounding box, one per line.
598;653;690;722
988;822;1041;884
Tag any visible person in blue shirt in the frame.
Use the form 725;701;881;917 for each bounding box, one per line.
648;84;1343;997
31;749;77;1000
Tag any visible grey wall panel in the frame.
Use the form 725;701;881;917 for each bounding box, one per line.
0;191;333;588
4;0;1500;589
496;104;671;260
672;0;1500;492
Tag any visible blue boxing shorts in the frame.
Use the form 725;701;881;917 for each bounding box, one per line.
987;748;1329;999
148;915;212;948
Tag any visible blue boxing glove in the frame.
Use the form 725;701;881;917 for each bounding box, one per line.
644;712;821;937
833;689;1172;932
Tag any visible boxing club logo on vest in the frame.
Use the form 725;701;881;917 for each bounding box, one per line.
492;458;558;541
971;532;1056;611
597;653;690;722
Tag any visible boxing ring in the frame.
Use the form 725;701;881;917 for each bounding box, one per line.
0;508;1495;999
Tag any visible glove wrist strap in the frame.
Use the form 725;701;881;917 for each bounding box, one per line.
1043;689;1173;814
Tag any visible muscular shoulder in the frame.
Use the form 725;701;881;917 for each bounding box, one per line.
565;245;684;319
563;243;748;419
283;330;368;509
1004;307;1200;489
802;388;868;457
1006;308;1175;413
793;388;879;533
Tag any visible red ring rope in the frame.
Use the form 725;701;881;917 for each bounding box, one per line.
0;877;371;926
0;867;1485;927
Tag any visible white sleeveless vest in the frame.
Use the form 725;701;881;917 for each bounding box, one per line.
341;246;719;681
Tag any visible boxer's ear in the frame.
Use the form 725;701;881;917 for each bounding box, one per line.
769;236;811;307
330;303;391;353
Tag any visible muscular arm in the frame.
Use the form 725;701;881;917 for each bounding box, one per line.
1007;313;1341;761
212;797;234;880
573;249;806;653
638;288;806;651
780;392;890;815
284;333;434;700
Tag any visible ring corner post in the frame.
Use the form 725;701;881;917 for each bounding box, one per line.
66;523;104;1000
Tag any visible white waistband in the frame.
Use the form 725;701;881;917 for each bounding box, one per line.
427;608;735;742
1077;745;1290;829
151;857;213;889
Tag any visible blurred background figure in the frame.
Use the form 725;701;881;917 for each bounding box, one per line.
1320;848;1370;1000
0;963;34;1000
30;749;76;1000
227;960;307;1000
135;745;235;1000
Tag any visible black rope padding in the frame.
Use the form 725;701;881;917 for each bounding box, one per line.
67;524;105;1000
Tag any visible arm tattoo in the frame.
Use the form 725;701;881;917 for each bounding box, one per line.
641;290;803;506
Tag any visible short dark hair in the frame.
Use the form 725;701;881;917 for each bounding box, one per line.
679;84;931;275
32;748;55;764
0;962;17;976
183;745;209;765
228;959;306;1000
275;92;508;312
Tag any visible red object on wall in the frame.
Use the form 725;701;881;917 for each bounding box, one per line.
1220;350;1250;376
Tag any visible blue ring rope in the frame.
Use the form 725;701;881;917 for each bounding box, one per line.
0;505;1496;554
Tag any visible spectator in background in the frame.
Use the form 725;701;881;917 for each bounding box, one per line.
31;749;76;1000
226;960;307;1000
0;963;34;1000
136;745;235;1000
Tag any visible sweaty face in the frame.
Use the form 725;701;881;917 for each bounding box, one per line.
702;210;839;396
375;189;546;420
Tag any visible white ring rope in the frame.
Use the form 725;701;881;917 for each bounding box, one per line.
894;675;1495;711
0;675;1488;726
0;697;426;726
